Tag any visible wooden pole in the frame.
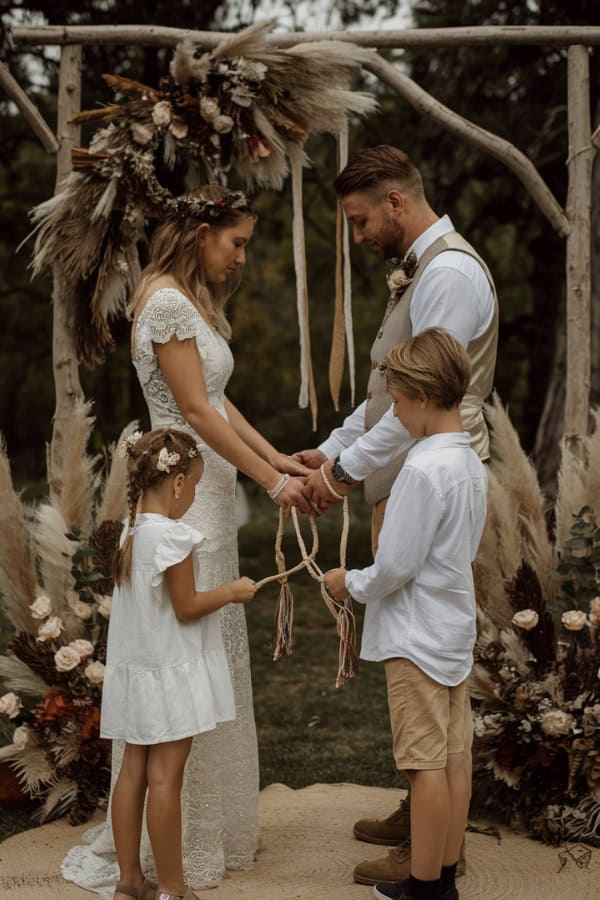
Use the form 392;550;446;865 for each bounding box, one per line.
10;24;600;50
564;45;593;438
48;45;84;499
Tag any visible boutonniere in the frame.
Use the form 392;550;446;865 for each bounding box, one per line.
387;251;418;298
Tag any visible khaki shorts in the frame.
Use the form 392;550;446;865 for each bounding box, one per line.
384;657;469;770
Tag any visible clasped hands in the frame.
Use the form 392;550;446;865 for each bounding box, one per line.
269;448;356;516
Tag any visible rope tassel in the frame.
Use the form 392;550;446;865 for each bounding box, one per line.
273;581;294;660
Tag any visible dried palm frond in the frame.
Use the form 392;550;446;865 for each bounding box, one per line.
95;421;138;526
469;663;501;703
499;627;532;677
0;655;48;695
9;746;54;792
50;398;99;533
485;394;555;597
30;504;82;639
0;438;37;634
40;777;79;821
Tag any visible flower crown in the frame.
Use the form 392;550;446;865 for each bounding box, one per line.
119;431;202;471
169;190;252;222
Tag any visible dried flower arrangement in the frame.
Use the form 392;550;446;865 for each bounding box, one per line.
470;398;600;846
0;403;136;823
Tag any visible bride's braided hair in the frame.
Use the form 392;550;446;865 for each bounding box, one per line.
113;427;203;585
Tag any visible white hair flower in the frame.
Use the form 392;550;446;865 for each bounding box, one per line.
156;447;180;472
119;430;144;458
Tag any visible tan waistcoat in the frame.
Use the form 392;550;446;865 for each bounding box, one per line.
363;231;499;505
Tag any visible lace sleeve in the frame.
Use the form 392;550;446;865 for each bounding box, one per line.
143;289;200;345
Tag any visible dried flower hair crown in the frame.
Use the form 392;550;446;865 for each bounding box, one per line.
170;190;252;221
119;431;202;470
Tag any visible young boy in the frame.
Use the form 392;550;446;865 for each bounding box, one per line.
325;328;487;900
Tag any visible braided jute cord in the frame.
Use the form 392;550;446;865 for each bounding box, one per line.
254;500;359;688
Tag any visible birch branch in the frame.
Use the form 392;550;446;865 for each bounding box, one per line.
363;54;569;238
10;24;600;50
0;61;59;153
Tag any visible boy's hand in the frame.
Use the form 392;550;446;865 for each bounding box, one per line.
231;577;257;603
324;567;349;601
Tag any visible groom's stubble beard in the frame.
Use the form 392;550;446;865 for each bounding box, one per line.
376;209;405;261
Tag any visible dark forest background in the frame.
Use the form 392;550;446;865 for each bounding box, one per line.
1;0;599;495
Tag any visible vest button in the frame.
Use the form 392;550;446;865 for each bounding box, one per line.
377;331;383;339
367;391;372;399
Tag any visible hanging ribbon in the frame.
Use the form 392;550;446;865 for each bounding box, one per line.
289;145;318;431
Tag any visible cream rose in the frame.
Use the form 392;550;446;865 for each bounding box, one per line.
151;100;172;127
29;594;52;619
212;114;234;134
54;646;82;672
70;598;93;621
169;117;189;140
512;609;539;630
561;610;588;631
0;692;22;718
199;96;220;120
69;639;94;659
37;615;64;642
131;121;154;145
85;660;106;685
96;595;112;620
12;724;29;750
387;269;412;294
540;708;575;736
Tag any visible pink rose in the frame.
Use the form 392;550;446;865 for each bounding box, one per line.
512;609;539;631
54;646;81;672
85;661;106;685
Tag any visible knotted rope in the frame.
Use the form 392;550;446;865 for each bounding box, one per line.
255;499;359;688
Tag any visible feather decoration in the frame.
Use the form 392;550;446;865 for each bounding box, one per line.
30;504;82;640
40;778;79;821
50;398;99;533
469;663;501;703
0;438;38;634
499;627;532;677
96;421;139;525
0;655;48;695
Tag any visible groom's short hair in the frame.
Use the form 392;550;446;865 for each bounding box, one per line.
334;146;425;201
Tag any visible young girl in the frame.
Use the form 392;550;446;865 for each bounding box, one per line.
100;428;256;900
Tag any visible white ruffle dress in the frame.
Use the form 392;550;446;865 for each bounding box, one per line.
100;515;235;744
62;288;259;896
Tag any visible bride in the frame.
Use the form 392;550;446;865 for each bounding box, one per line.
62;185;309;897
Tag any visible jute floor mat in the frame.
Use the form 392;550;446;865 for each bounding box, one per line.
0;783;598;899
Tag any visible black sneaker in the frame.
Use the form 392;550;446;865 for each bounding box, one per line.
373;882;458;900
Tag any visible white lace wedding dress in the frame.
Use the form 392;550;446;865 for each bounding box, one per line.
61;288;259;896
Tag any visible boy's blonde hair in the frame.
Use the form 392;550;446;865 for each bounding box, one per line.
113;428;203;586
385;328;471;409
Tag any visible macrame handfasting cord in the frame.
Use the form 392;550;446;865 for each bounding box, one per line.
255;500;358;688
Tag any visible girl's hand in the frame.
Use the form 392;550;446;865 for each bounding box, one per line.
324;567;349;601
231;577;257;604
275;475;312;514
271;452;312;477
291;448;327;470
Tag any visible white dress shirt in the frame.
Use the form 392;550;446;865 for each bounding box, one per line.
345;432;488;686
319;216;495;480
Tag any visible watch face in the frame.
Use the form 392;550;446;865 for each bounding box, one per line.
332;461;350;483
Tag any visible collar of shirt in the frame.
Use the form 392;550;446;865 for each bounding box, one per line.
405;214;454;262
407;431;471;460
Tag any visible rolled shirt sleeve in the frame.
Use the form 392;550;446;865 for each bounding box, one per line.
318;400;368;459
338;408;415;481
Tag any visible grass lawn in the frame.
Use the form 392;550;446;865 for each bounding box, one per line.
0;487;405;841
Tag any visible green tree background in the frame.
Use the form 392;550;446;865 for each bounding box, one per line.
0;0;598;489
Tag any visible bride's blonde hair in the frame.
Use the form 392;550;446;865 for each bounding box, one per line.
129;185;256;339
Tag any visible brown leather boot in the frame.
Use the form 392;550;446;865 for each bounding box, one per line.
353;840;466;886
353;803;411;845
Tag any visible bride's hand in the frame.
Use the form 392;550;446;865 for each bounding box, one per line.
273;475;312;514
271;452;312;477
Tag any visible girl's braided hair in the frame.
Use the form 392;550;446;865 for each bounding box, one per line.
113;428;203;585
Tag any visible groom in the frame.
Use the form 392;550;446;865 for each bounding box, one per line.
296;145;498;888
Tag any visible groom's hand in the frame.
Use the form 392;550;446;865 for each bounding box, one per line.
302;459;352;515
291;448;327;470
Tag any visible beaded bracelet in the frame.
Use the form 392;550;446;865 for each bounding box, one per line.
267;473;290;501
320;464;345;501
